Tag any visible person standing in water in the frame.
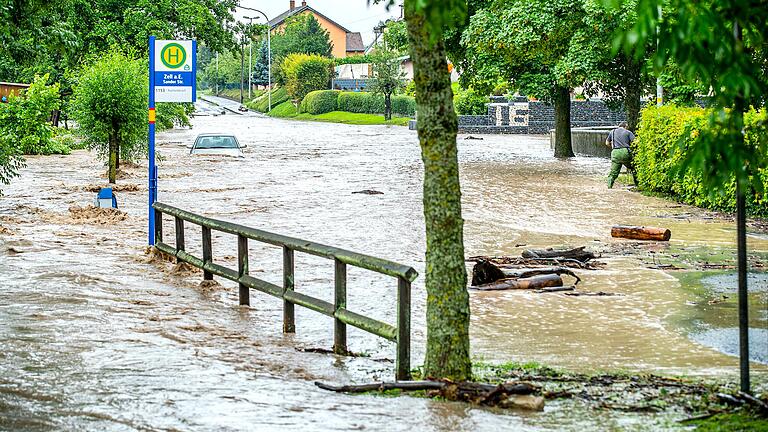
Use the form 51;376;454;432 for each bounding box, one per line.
606;121;637;188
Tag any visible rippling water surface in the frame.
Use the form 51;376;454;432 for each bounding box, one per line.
0;100;766;431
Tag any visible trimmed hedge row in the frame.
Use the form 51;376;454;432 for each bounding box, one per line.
634;105;768;216
298;91;416;117
299;90;339;114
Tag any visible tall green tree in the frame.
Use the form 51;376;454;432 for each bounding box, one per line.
71;49;147;184
368;48;406;120
382;19;409;53
462;0;588;157
271;14;333;83
402;0;472;381
615;0;767;392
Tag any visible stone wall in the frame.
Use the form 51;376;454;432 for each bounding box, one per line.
457;99;629;135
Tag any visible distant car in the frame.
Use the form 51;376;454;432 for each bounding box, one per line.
189;134;246;157
238;105;248;112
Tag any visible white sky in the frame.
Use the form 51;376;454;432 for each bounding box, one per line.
235;0;403;46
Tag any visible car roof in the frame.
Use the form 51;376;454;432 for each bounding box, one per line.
196;133;237;138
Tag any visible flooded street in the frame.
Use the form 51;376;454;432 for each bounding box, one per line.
1;103;766;431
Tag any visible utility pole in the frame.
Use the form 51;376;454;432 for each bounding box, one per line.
240;34;245;105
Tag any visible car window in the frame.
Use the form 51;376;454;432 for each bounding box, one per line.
195;136;239;149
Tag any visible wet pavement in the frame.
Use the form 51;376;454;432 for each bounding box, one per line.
0;101;766;431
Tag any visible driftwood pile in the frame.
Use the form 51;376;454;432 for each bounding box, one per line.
470;247;602;293
315;380;544;410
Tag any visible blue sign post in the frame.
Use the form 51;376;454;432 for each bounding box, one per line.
148;37;197;245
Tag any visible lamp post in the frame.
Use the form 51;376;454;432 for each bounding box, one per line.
244;16;256;99
238;6;272;111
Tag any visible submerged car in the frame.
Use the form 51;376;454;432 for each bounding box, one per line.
189;134;246;157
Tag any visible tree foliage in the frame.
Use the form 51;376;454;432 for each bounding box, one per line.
0;75;63;155
71;49;147;183
614;0;768;192
272;14;333;64
382;19;409;53
280;53;333;103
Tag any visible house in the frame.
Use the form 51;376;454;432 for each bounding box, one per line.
269;1;366;59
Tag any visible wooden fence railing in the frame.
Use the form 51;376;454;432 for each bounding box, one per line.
152;202;418;380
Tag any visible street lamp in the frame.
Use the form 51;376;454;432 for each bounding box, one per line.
237;6;272;111
243;16;256;100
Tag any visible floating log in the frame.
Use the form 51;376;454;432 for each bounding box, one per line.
522;246;596;262
473;274;563;291
535;286;576;293
471;259;582;287
611;225;671;241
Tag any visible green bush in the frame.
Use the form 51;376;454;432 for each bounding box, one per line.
246;87;291;112
0;74;63;155
281;53;333;102
391;95;416;117
267;100;299;118
634;105;768;216
336;92;416;116
300;90;339;114
454;86;488;115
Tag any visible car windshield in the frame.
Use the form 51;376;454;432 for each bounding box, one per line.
195;136;239;149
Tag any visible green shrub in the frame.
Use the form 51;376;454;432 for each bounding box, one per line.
336;92;416;116
454;86;488;115
281;53;333;102
267;100;299;118
391;95;416;116
300;90;339;114
634;105;768;216
0;74;63;155
247;87;291;112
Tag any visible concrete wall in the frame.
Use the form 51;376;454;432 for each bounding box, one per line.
549;127;613;158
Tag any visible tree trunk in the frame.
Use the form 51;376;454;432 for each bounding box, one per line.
624;56;642;132
553;85;574;158
384;93;392;121
108;134;117;184
405;2;471;382
611;225;671;241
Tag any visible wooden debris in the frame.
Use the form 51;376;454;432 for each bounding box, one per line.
535;286;575;293
522;246;596;262
352;189;384;195
473;274;563;291
611;225;671;241
468;256;604;270
564;291;622;297
471;259;581;287
315;380;543;410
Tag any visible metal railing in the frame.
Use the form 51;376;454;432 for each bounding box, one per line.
152;202;418;380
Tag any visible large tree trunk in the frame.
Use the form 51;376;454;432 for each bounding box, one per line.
405;2;471;382
553;85;574;158
384;93;392;121
624;56;642;132
108;133;117;184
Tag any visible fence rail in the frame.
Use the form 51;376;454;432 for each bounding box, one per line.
152;202;417;380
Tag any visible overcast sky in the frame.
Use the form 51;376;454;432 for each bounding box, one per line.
236;0;403;46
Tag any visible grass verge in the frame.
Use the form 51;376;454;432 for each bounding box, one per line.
266;101;410;126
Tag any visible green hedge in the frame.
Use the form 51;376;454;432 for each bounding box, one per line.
634;105;768;216
336;92;416;116
300;90;339;114
246;87;290;112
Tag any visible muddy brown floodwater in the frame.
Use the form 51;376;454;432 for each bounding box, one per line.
1;100;766;431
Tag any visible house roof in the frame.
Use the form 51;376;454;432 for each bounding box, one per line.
268;5;351;33
346;33;365;52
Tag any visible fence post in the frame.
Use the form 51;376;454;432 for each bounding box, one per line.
237;235;249;306
202;226;213;281
283;246;295;333
333;258;347;354
154;208;163;243
396;276;411;381
174;216;185;262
